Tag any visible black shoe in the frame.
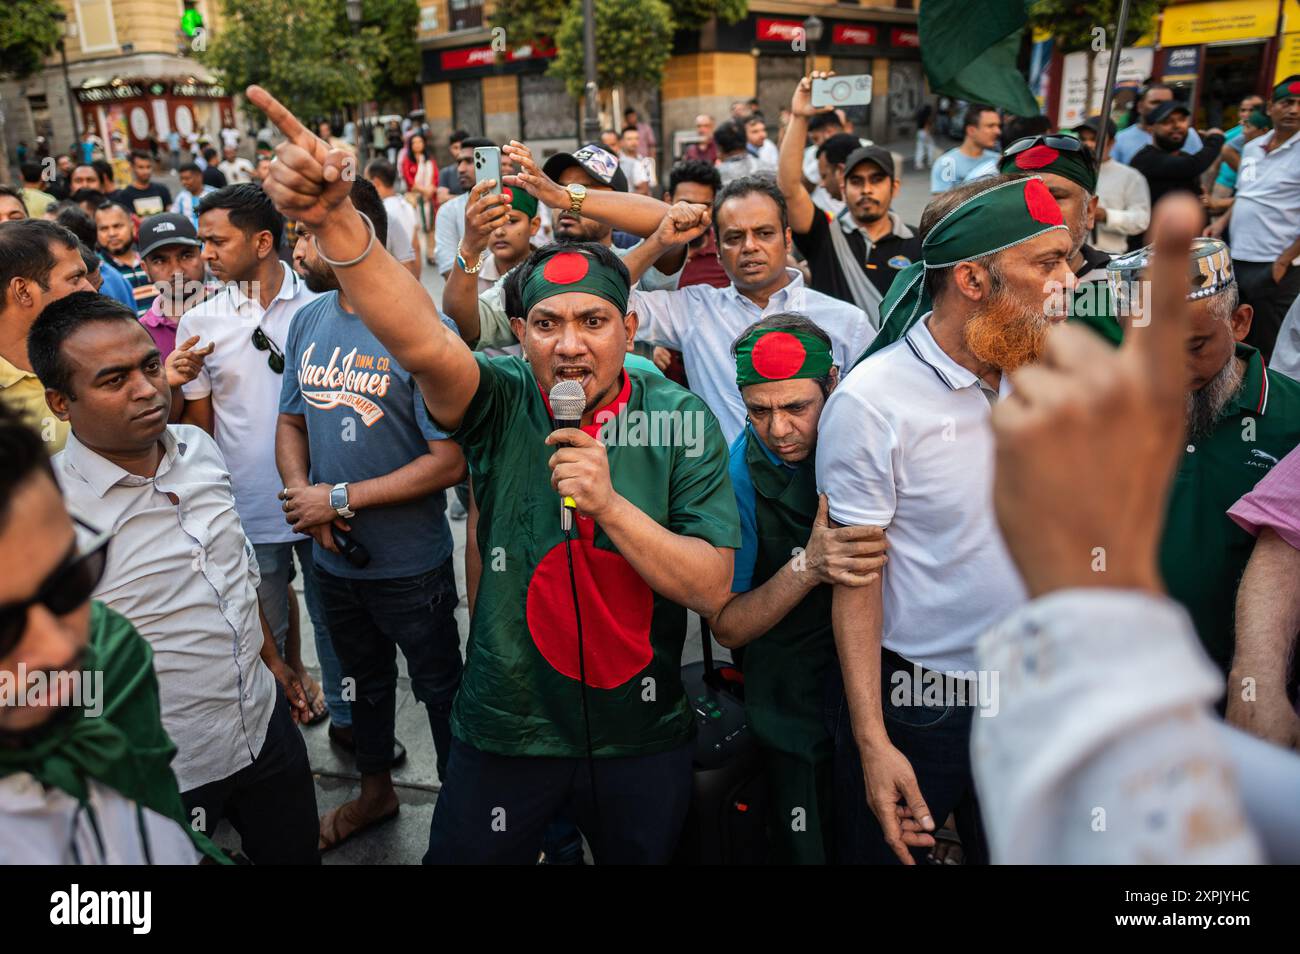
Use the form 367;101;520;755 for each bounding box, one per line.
328;723;407;768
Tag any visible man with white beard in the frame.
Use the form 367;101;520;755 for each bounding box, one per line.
1105;238;1300;678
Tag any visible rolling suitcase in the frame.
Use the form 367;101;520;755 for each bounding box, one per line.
673;621;768;865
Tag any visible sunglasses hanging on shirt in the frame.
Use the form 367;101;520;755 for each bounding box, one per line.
251;326;285;374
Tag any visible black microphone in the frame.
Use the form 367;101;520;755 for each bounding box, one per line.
331;527;370;568
549;379;587;532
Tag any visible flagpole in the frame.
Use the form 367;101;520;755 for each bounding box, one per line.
1093;0;1134;163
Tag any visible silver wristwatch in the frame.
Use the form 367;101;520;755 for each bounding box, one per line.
329;482;354;518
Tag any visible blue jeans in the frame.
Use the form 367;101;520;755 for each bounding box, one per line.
314;558;463;777
425;737;694;864
830;650;989;865
253;538;350;727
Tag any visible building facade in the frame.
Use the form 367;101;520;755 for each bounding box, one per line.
414;0;922;169
1;0;234;164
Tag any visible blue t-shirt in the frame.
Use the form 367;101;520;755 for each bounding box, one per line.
1216;132;1247;189
727;423;793;593
279;292;453;579
97;257;137;311
931;147;1000;193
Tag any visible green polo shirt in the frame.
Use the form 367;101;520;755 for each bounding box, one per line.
445;354;740;758
1160;343;1300;671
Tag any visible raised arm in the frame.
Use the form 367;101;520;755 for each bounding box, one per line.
249;85;480;431
442;178;510;347
779;73;834;235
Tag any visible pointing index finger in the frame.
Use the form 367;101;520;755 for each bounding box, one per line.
1125;192;1201;400
246;85;317;154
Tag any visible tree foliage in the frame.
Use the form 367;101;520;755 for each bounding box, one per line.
1027;0;1160;53
200;0;385;121
668;0;747;30
550;0;676;100
359;0;422;107
0;0;64;80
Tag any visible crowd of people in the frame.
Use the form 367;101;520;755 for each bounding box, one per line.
1;69;1299;867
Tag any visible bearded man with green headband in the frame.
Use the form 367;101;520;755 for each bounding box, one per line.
0;403;225;863
708;313;887;864
251;84;741;864
818;174;1074;865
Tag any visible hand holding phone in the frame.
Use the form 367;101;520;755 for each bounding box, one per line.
474;146;502;196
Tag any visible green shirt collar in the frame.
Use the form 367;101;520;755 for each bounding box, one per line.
1226;343;1269;417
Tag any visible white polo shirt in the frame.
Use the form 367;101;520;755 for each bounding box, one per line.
1230;129;1300;263
816;314;1026;673
177;262;320;544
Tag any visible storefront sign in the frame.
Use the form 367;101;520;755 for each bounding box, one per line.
890;28;920;48
833;24;878;47
1277;33;1300;83
756;18;804;43
1057;47;1153;127
76;83;144;103
1163;45;1201;79
1160;0;1278;46
440;43;555;71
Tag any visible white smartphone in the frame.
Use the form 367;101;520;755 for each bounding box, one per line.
811;75;873;109
473;146;502;196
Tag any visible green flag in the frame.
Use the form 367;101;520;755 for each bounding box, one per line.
920;0;1040;116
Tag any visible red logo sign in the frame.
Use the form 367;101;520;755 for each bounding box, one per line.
833;25;878;46
756;18;805;42
891;28;920;48
440;42;556;71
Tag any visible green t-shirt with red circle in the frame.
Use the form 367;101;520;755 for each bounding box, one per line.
446;354;740;758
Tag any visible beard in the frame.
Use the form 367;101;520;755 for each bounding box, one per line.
1187;356;1243;443
1153;130;1187;151
298;256;339;293
963;288;1050;372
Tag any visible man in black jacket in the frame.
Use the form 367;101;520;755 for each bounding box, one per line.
1131;101;1224;215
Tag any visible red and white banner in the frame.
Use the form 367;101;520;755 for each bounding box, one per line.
756;18;805;43
833;24;878;46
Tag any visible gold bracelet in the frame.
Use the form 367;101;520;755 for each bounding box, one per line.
457;243;487;274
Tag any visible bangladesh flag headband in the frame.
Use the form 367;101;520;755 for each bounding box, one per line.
735;328;834;388
998;139;1097;194
521;250;630;317
857;177;1067;364
501;185;538;219
1274;76;1300;100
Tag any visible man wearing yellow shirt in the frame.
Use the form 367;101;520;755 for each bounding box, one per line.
0;220;93;452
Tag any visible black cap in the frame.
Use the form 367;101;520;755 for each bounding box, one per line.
541;144;629;192
1072;115;1117;140
1147;100;1191;125
843;145;895;179
137;212;201;259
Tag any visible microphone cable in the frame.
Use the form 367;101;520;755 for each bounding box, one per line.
563;523;603;848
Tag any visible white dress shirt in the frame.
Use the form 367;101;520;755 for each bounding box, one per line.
54;425;277;792
0;774;198;864
634;268;876;443
177;261;320;544
383;194;418;263
1229;129;1300;263
816;315;1026;672
972;588;1300;864
434;191;470;276
1093;159;1151;253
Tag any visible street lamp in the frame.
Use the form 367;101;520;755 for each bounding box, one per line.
581;0;600;144
52;11;81;156
346;0;362;31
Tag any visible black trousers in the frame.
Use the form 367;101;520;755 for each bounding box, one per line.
181;686;321;865
1234;259;1300;363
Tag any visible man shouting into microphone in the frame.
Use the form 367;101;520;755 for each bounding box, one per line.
249;85;740;864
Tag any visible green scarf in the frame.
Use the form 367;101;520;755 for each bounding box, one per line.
855;176;1068;366
0;602;228;863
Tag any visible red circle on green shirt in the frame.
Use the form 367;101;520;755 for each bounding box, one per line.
543;251;590;284
1014;144;1060;170
526;531;655;688
750;331;807;380
1023;177;1064;225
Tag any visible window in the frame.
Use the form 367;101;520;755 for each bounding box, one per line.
521;74;578;141
449;0;485;31
452;79;484;138
75;0;118;54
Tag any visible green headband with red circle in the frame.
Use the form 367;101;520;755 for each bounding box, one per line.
734;327;834;388
520;249;630;317
1273;76;1300;101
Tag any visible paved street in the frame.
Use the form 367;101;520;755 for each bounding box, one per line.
210;137;928;863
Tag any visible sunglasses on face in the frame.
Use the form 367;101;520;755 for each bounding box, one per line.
251;326;285;374
1003;134;1091;158
0;525;109;660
